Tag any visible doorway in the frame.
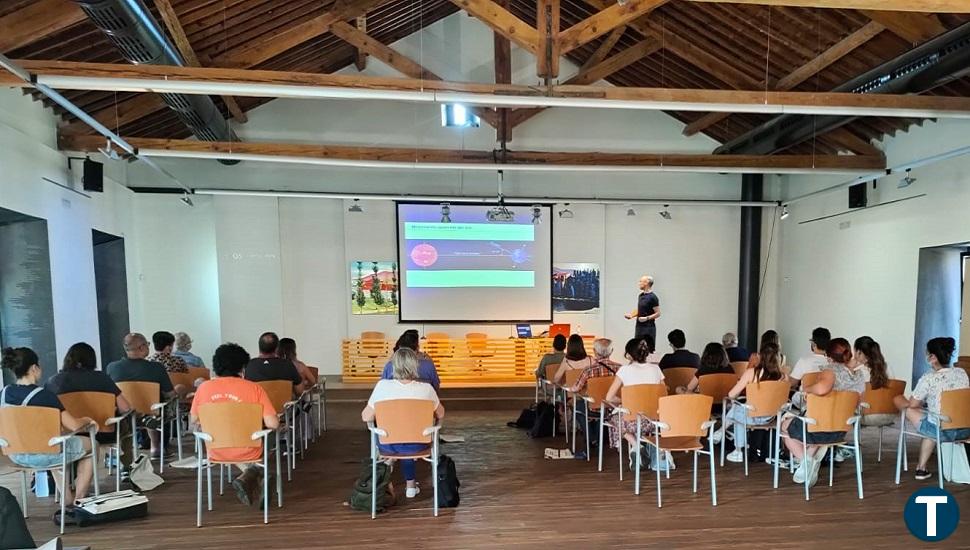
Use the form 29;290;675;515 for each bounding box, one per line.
93;229;130;367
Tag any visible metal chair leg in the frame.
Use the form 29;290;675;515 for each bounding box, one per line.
829;447;834;487
709;439;718;506
692;450;699;493
196;442;203;527
877;426;883;462
20;471;28;518
854;439;864;499
276;431;283;507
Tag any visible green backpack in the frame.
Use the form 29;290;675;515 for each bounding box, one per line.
349;459;396;513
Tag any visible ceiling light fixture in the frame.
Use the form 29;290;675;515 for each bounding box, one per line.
440;202;451;223
899;169;917;189
659;205;672;220
348;198;363;212
558;204;574;219
531;205;542;224
180;194;194;207
98;139;123;161
780;205;790;220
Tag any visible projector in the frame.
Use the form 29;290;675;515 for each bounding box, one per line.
486;206;515;222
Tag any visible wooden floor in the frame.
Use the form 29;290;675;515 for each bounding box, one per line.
6;404;970;549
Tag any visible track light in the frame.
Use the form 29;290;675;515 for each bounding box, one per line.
899;169;917;189
531;205;542;224
440;202;451;223
348;198;363;213
558;204;574;219
180;194;194;207
658;205;672;220
780;205;790;220
98;139;122;161
626;207;636;217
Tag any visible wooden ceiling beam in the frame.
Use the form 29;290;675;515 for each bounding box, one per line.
354;16;368;71
557;0;667;55
0;0;86;54
683;20;886;137
683;0;970;12
536;0;561;79
580;26;626;72
448;0;539;54
58;135;886;172
153;0;247;123
495;0;513;143
859;11;948;43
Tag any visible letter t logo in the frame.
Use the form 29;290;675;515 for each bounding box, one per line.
916;495;949;537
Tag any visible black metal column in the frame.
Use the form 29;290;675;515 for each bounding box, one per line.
738;174;763;352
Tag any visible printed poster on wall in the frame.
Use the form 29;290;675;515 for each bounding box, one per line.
552;263;600;314
350;261;399;315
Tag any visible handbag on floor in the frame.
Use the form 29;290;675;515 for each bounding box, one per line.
349;459;396;513
941;442;970;484
73;490;149;527
436;454;460;508
128;454;164;491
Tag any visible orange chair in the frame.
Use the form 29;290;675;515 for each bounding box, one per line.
574;375;616;470
306;366;327;435
639;394;717;507
116;381;178;472
799;371;822;388
611;383;667;482
697;373;738;405
895;387;970;489
193;402;278;526
730;361;749;378
0;404;98;534
258;380;299;481
662;367;696;395
58;391;133;492
720;380;790;476
861;379;906;462
368;399;441;519
774;390;863;500
188;367;211;381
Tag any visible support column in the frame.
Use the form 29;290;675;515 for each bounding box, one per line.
738;174;763;352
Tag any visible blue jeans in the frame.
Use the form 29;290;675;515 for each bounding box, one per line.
919;418;970;442
378;443;430;481
726;404;773;449
10;436;85;470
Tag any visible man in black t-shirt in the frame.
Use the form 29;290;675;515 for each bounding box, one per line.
245;332;306;397
658;329;701;370
625;275;661;344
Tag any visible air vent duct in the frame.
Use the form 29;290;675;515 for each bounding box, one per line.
75;0;240;165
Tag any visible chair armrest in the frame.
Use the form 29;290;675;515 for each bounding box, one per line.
580;395;594;403
847;415;862;426
727;397;753;411
366;421;388;437
422;425;443;436
921;408;952;424
785;412;818;425
701;420;717;431
150;401;167;412
642;416;668;431
613;406;629;416
283;400;299;410
0;437;7;448
859;402;871;410
105;410;135;426
193;431;213;443
251;429;274;441
48;420;97;446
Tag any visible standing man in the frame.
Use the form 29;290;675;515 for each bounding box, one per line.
625;275;661;345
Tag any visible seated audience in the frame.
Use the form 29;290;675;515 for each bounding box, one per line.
1;347;95;517
722;332;750;362
605;338;665;457
245;332;306;397
658;329;700;370
747;330;787;372
893;337;970;481
361;348;444;499
852;336;894;426
781;337;863;487
789;326;830;387
173;332;205;368
677;342;735;394
278;337;318;387
536;334;567;380
571;338;619;394
552;334;595;385
107;332;178;457
190;343;279;506
46;342;134;471
720;342;787;462
382;330;441;391
149;331;189;374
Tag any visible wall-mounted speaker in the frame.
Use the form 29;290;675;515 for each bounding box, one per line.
83;158;103;192
848;182;867;209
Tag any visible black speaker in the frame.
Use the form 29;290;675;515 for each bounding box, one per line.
83;158;103;192
848;182;867;209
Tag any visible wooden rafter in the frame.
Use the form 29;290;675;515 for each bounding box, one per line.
448;0;539;54
536;0;561;79
860;11;948;43
557;0;667;55
153;0;247;123
355;16;368;71
683;0;970;12
495;0;513;143
58;135;887;172
683;21;886;137
580;27;627;72
0;0;85;54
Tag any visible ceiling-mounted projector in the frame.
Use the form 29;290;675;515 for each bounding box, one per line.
486;205;515;222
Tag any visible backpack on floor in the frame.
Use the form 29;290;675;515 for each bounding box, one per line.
529;402;557;438
0;486;34;550
746;428;773;463
349;459;396;513
508;404;537;429
436;454;460;508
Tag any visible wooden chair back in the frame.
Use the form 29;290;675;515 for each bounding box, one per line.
425;332;450;340
941;388;970;430
620;384;667;422
730;361;749;378
806;391;857;432
169;372;194;389
658;394;713;437
800;371;822;388
116;381;161;415
466;333;489;353
361;331;386;340
188;367;210;381
662;367;696;394
258;380;294;414
58;391;116;432
0;407;61;455
697;373;738;404
198;403;263;450
374;399;436;445
862;379;906;416
543;362;562;381
744;380;790;418
564;368;583;389
585;376;615;411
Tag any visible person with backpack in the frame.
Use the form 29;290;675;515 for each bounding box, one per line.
362;348;444;499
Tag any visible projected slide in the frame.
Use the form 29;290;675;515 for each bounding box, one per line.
397;203;552;322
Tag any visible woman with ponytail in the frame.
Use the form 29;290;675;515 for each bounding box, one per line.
894;337;970;481
604;338;665;461
852;336;895;427
719;342;787;463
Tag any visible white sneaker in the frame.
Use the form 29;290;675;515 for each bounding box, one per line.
712;427;724;445
665;451;676;470
725;449;745;463
834;447;852;463
808;455;824;487
406;486;420;498
793;457;810;484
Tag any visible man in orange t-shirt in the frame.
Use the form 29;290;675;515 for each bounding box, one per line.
190;343;279;507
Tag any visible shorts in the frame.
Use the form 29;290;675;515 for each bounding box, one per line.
787;417;845;445
918;418;970;442
10;435;85;470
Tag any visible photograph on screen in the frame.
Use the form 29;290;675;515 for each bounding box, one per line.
349;260;399;315
397;202;552;322
553;263;600;314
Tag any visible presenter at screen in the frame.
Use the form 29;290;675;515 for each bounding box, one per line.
625;275;661;343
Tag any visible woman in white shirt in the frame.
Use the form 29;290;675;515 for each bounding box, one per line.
894;337;970;481
604;338;665;456
361;349;445;499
